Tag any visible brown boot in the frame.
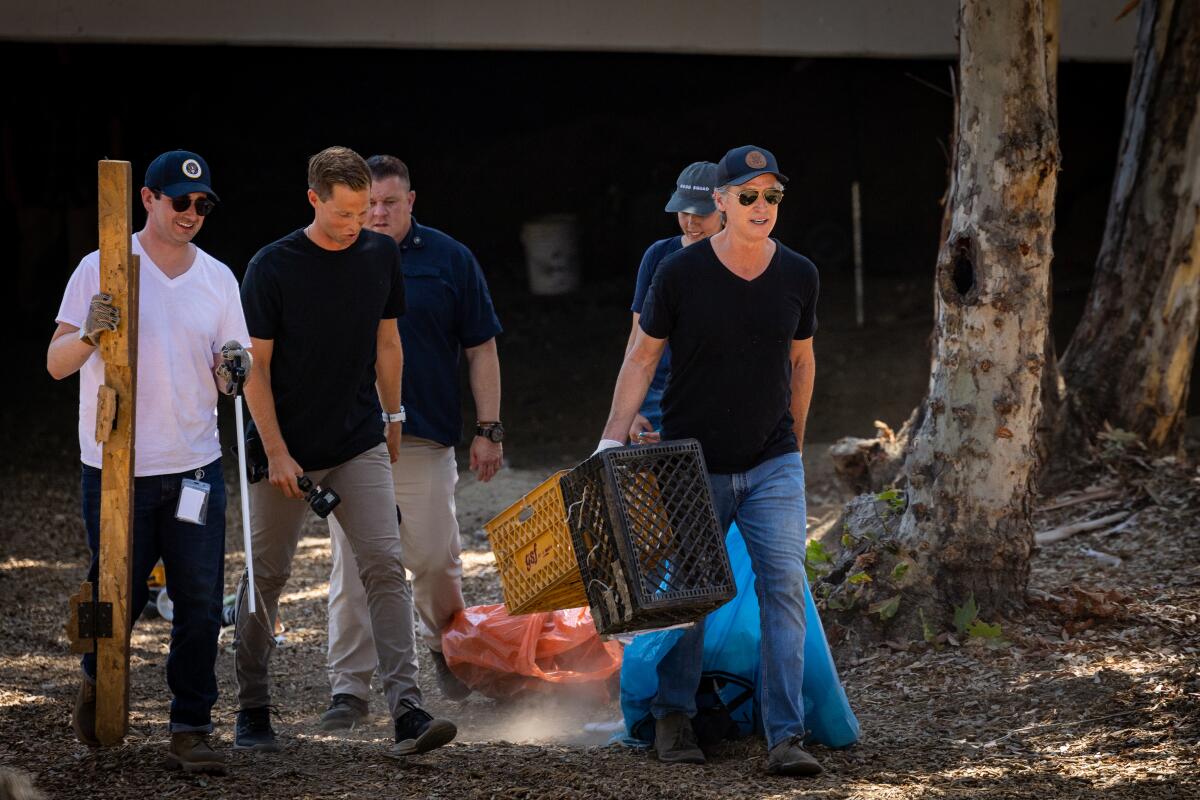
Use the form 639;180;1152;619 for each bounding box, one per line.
166;732;228;776
766;735;823;776
654;712;705;764
72;680;99;747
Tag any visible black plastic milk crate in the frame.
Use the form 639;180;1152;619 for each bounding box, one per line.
559;439;735;635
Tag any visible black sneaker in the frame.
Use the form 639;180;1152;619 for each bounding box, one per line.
388;700;456;756
429;649;472;701
318;693;369;731
234;707;281;752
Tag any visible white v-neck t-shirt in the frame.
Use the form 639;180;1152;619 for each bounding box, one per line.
56;233;250;476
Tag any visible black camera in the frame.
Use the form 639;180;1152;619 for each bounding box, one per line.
297;475;340;519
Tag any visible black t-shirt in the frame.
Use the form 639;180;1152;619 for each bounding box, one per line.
241;228;406;470
639;237;819;474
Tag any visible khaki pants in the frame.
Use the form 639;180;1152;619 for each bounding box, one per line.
235;443;421;718
327;437;464;701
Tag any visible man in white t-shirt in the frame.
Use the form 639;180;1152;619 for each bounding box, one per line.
47;150;250;776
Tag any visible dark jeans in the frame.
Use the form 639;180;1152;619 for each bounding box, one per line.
80;458;226;733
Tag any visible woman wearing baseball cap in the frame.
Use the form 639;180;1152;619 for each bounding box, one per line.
625;161;723;443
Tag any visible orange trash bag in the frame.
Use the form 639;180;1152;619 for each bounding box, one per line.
441;604;623;700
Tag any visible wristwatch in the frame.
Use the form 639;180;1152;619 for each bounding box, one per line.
382;405;407;424
476;421;504;443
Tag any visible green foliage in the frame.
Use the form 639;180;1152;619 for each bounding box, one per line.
953;593;980;635
967;619;1003;639
847;571;872;585
952;593;1008;648
918;608;937;645
804;539;832;584
890;560;911;582
876;488;906;513
868;594;901;621
841;533;855;549
806;539;832;564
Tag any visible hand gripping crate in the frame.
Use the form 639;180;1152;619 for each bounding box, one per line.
559;439;735;635
485;470;589;615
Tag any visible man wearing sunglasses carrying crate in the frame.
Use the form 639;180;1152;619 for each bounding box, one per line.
48;150;250;774
597;145;822;777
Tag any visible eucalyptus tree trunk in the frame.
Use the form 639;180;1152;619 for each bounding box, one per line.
893;0;1059;617
1059;0;1200;453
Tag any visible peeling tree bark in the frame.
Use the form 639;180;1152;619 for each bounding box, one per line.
1059;0;1200;454
895;0;1059;617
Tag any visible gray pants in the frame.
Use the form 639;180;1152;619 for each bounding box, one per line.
327;437;465;700
234;443;421;719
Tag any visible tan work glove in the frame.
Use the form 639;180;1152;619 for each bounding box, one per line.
80;293;120;346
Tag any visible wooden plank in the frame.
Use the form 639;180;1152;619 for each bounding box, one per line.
65;581;95;655
95;160;138;746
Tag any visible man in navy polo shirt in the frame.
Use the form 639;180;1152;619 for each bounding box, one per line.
319;154;504;729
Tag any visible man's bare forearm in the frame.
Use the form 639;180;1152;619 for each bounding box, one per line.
790;352;815;452
243;362;289;458
601;358;657;443
465;338;501;422
376;324;403;414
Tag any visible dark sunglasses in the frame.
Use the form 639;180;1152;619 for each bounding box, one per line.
733;188;784;206
153;190;217;216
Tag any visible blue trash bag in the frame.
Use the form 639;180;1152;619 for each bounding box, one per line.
620;523;860;748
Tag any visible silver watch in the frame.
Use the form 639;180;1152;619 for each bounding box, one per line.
382;405;407;423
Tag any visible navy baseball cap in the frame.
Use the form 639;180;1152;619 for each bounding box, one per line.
664;161;719;215
144;150;219;201
715;145;788;187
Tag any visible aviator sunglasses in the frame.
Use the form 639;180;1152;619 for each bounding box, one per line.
729;188;787;206
152;190;217;216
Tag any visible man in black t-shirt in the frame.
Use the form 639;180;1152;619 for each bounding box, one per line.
233;147;455;758
598;145;823;777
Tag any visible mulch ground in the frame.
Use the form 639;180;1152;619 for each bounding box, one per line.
1;413;1198;799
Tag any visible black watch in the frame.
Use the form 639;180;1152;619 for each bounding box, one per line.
476;421;504;443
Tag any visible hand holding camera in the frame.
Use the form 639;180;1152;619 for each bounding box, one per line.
297;475;341;519
236;429;338;516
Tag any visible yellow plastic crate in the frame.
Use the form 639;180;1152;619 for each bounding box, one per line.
485;470;588;615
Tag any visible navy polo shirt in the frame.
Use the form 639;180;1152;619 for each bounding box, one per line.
397;218;502;446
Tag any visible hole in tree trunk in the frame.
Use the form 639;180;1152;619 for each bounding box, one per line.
952;250;975;298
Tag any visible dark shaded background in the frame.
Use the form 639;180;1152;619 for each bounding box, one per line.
5;44;1179;464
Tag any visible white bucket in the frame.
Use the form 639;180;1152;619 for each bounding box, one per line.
521;214;581;295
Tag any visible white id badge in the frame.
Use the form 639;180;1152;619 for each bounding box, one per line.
176;479;211;525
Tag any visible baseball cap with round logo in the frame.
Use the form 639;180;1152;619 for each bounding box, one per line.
144;150;219;201
715;144;788;187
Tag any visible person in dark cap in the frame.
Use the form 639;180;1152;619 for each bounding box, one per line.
625;161;722;443
47;149;250;774
596;145;822;776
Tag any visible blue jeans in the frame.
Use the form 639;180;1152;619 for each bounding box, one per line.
80;458;226;733
651;451;808;749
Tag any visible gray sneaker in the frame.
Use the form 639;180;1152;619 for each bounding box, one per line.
318;693;369;731
654;712;705;764
766;735;823;776
166;732;228;775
